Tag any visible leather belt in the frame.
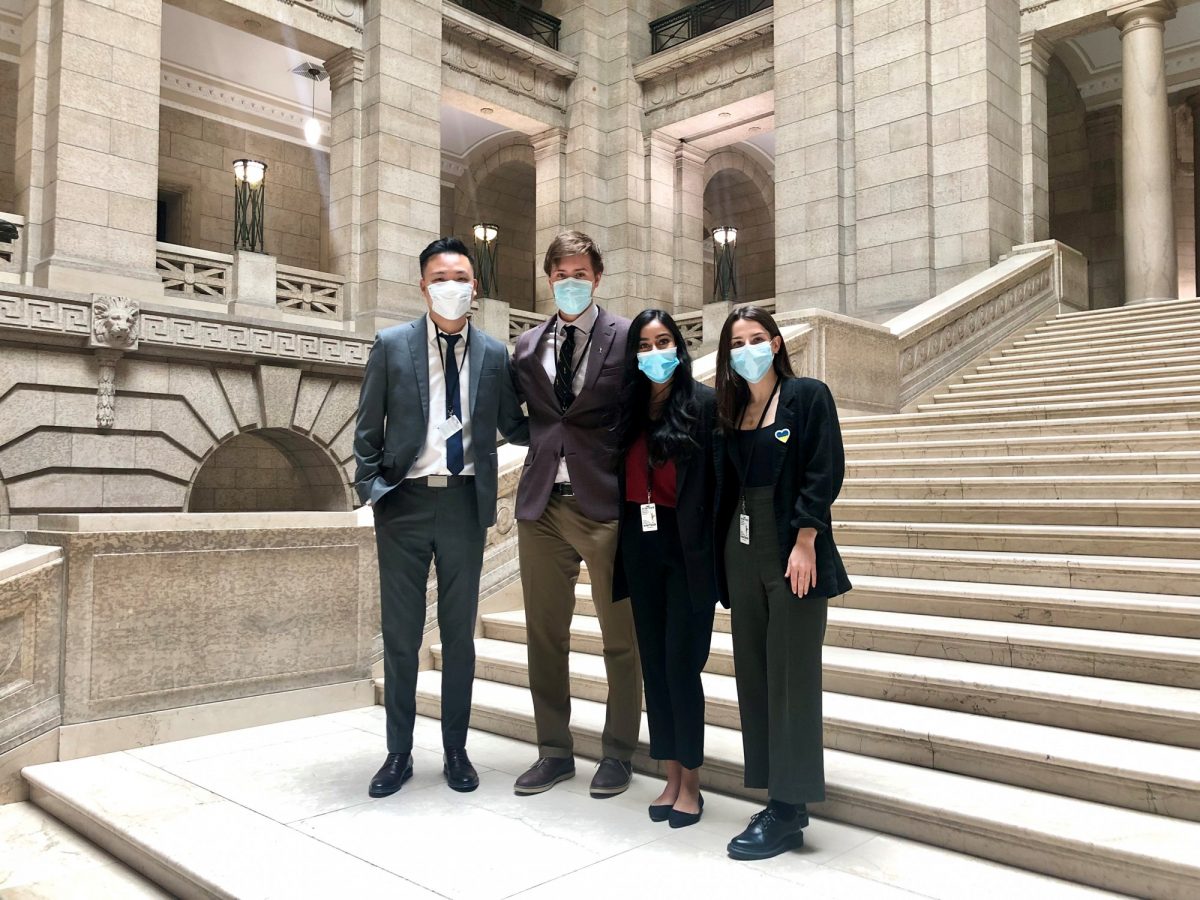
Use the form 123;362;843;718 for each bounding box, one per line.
550;482;575;497
407;475;474;488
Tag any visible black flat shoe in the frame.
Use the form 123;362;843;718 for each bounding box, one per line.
368;753;413;798
727;806;804;860
668;793;703;829
648;803;672;822
443;748;479;792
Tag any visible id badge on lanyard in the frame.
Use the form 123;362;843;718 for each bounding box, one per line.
640;450;658;531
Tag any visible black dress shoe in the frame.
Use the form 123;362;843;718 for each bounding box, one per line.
727;806;805;860
368;753;413;798
589;758;633;798
669;793;703;829
514;756;575;795
648;803;672;822
444;748;479;792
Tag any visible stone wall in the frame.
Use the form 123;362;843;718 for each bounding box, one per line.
0;60;16;213
158;107;329;272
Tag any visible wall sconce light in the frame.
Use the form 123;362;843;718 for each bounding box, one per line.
293;61;328;147
473;223;500;299
713;225;738;303
233;159;267;253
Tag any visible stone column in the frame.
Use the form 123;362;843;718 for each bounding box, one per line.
1020;33;1053;244
532;127;566;314
1188;93;1200;295
356;0;443;332
774;0;855;314
326;48;364;326
674;142;706;313
17;0;162;298
1110;0;1178;303
643;132;674;311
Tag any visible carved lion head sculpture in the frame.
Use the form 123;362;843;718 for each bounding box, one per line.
91;295;140;349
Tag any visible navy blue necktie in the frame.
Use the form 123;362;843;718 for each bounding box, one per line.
441;332;464;475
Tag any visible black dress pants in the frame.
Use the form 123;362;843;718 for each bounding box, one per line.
620;504;714;770
373;481;486;755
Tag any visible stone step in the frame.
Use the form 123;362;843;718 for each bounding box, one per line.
991;334;1200;365
837;574;1200;639
21;752;411;899
846;449;1200;478
479;611;1200;746
955;363;1200;393
846;399;1200;431
1011;321;1200;350
446;639;1200;821
1032;308;1200;339
568;594;1200;687
834;520;1200;560
840;472;1200;500
842;411;1200;444
839;545;1200;595
964;355;1200;383
833;497;1200;527
844;430;1200;460
920;385;1200;414
940;372;1200;402
976;344;1200;375
1048;297;1200;324
413;671;1200;898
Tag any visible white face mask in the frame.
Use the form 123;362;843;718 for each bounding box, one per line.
426;280;473;320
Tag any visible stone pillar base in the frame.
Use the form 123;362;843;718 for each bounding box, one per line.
703;301;734;346
34;258;163;303
228;250;282;321
475;297;511;343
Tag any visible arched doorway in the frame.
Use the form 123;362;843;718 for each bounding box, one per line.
703;163;775;305
187;428;351;513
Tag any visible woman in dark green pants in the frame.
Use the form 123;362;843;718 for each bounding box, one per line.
712;306;852;861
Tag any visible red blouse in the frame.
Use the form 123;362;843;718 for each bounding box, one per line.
625;432;677;507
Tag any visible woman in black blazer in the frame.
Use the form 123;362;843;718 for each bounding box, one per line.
612;309;718;829
712;305;852;861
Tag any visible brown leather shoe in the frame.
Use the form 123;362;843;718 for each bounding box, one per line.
589;757;633;798
514;756;575;795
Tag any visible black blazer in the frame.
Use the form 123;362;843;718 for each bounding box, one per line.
713;376;852;605
613;383;720;611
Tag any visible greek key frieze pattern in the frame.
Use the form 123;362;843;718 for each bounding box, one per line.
899;267;1053;376
137;314;370;365
0;294;91;335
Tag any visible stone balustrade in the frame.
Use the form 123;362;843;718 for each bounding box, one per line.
276;264;345;320
156;242;230;302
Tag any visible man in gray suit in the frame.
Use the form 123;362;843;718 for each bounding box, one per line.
354;237;528;798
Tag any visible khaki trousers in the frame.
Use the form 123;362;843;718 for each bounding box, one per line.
518;493;642;761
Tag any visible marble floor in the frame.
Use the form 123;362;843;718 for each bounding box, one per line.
7;707;1127;899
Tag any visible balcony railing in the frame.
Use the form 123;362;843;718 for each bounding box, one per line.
450;0;561;50
276;264;344;319
157;243;230;301
650;0;772;53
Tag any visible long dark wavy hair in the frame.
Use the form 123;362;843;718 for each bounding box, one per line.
617;309;700;465
715;305;795;432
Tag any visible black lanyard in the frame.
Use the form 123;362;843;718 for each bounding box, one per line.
731;376;781;512
436;326;470;418
553;321;595;389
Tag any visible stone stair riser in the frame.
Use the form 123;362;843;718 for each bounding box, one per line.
840;479;1200;500
847;457;1200;478
922;387;1200;413
845;434;1200;460
833;524;1200;559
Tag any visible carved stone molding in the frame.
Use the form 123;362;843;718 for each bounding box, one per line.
95;349;122;429
638;32;774;114
287;0;363;31
90;295;140;351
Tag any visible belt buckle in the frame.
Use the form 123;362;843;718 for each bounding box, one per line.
427;475;449;488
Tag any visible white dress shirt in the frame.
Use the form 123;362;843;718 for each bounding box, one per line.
408;316;475;478
538;302;599;483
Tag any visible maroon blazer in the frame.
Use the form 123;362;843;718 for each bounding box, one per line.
513;306;630;523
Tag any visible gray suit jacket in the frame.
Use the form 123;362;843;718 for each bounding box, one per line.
353;316;529;529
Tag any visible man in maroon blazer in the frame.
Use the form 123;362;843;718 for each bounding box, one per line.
510;231;642;797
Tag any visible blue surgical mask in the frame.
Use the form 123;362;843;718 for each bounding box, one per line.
553;277;594;316
730;341;775;383
637;347;680;384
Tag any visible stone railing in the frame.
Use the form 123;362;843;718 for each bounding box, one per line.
0;212;24;279
509;307;547;343
675;309;704;348
276;264;345;320
156;242;230;302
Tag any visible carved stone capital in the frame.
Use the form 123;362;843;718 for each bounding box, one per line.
1018;32;1054;74
326;47;365;90
1109;0;1176;35
90;295;140;351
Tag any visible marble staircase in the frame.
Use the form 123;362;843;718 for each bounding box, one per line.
412;298;1200;898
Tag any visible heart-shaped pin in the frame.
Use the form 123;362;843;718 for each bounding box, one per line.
774;428;790;443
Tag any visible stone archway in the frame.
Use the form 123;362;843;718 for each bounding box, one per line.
187;428;352;513
703;150;775;305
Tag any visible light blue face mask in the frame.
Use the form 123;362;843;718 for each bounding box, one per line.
637;347;680;384
730;341;775;383
553;277;594;316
